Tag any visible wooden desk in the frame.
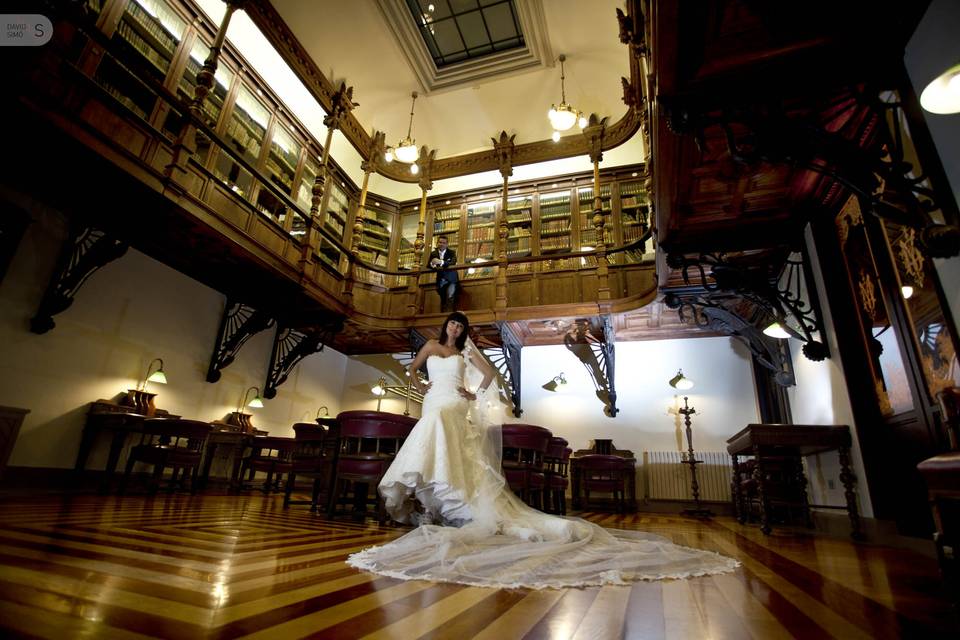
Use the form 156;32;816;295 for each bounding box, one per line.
196;422;268;491
75;400;179;493
726;424;863;540
570;440;637;511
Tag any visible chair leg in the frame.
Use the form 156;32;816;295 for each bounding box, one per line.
283;471;296;508
263;470;274;493
149;464;164;494
310;478;322;512
167;467;180;493
119;454;137;494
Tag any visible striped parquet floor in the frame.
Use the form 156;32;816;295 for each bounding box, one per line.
0;493;956;639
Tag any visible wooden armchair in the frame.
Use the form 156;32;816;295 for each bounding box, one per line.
501;424;553;510
119;419;213;494
578;454;628;512
284;419;339;512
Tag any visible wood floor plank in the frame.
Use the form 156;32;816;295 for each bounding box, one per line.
0;494;955;640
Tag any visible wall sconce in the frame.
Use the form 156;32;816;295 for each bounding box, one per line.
542;373;567;392
668;369;694;390
920;62;960;114
239;386;264;413
316;405;329;419
138;358;167;390
762;322;792;339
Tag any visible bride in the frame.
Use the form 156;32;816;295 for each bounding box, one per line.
346;312;739;589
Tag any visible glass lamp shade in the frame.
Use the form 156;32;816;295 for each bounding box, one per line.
548;104;578;131
248;395;264;409
763;322;791;339
669;369;694;390
920;64;960;114
394;140;419;163
901;285;914;299
371;377;387;396
146;369;167;385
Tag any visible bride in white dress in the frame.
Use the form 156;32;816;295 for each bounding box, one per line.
347;312;739;589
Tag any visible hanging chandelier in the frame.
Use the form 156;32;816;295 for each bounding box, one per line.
385;91;421;174
548;54;587;142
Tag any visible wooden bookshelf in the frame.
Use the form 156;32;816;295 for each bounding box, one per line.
431;203;462;255
465;200;496;279
324;182;350;241
537;190;573;270
617;179;650;263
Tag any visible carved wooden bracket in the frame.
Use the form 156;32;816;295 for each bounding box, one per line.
263;315;344;399
496;321;524;417
409;328;428;377
598;315;618;417
492;131;516;180
583;115;608;165
206;299;275;382
31;225;127;334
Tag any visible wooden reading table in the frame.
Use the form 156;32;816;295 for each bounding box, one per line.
570;438;637;511
726;423;863;540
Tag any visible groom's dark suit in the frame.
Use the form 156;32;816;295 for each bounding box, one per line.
429;246;459;311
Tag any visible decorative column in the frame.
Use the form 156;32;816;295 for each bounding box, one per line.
407;148;435;315
166;0;245;186
343;131;384;305
583;115;610;300
305;82;358;273
492;131;515;314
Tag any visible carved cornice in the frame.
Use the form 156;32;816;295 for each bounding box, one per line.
245;0;643;183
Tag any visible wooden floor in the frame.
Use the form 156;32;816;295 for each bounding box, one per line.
0;493;956;639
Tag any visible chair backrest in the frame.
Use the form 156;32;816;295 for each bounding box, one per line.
937;387;960;450
502;424;553;468
546;436;569;460
577;454;628;480
337;411;417;456
140;419;213;451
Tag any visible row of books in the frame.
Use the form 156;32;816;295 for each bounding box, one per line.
115;21;172;77
124;3;179;56
541;219;571;233
467;226;496;241
541;237;571;251
434;207;461;221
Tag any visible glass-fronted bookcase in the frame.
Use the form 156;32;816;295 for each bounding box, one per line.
505;194;533;274
356;202;394;286
96;0;187;122
617;178;650;263
537;189;573;270
397;206;420;273
464;200;496;279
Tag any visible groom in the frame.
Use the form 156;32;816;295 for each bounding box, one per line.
428;235;459;312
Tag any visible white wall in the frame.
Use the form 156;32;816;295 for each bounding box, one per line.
0;205;347;471
787;226;874;517
519;336;759;456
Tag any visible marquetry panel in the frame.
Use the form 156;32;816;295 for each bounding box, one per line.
0;493;954;639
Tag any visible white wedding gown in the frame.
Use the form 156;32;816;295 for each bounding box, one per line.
346;353;739;589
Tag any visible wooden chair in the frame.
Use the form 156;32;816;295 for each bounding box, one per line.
119;419;213;494
544;437;571;515
284;419;339;511
578;454;628;512
501;424;553;510
238;436;297;493
737;455;810;526
918;387;960;599
328;411;416;523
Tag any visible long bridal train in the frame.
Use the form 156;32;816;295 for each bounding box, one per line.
346;348;739;589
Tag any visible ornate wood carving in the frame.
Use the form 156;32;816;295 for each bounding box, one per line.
598;315;618;417
206;299;275;383
409;328;428;376
30;225;127;334
263;316;344;399
492;131;516;180
495;322;523;417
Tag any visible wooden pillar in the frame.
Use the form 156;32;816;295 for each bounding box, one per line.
343;131;384;305
304;82;358;275
492;132;515;315
583;115;610;301
165;0;244;187
407;149;434;315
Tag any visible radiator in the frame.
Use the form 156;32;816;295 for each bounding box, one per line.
642;451;732;502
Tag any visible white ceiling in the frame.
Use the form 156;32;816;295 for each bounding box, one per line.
271;0;631;157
